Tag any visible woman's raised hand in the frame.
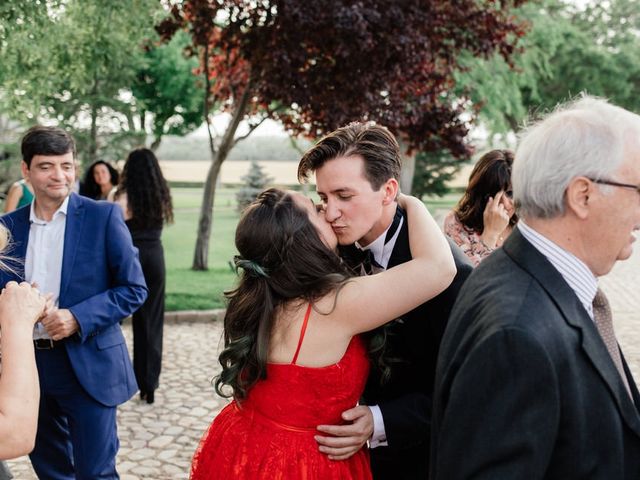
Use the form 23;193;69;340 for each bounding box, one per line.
481;191;510;248
0;282;47;327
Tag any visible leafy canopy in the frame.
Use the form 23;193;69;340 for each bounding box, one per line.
159;0;527;159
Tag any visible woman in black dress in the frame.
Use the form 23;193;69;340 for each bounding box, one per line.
111;148;173;404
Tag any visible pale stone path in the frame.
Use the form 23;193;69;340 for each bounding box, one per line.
6;246;640;479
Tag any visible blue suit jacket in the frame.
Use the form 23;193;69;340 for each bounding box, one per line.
0;193;148;406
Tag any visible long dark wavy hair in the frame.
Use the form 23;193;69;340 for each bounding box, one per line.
80;160;119;200
216;188;352;401
454;149;517;233
116;148;173;229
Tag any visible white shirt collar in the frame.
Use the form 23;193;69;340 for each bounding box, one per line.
356;213;404;269
517;220;598;319
30;196;70;225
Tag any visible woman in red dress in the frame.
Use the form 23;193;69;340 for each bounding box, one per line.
191;188;455;479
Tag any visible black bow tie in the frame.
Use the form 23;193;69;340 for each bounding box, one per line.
339;246;382;274
361;249;383;274
338;206;404;274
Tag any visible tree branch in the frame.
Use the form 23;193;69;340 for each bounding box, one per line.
202;42;218;157
233;114;267;146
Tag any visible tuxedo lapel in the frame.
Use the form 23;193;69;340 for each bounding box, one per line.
387;210;409;269
503;229;640;437
59;194;85;303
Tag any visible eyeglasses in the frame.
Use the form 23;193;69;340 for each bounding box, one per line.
587;177;640;195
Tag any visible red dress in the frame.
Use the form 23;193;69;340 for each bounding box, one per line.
191;304;372;479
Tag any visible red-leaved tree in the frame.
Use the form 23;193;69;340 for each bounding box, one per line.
158;0;527;270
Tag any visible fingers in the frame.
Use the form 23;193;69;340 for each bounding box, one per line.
328;450;359;461
315;406;371;461
41;309;78;340
315;434;364;459
315;434;362;449
318;442;361;460
316;424;361;436
341;406;367;421
484;196;494;211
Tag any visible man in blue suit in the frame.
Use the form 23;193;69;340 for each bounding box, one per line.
0;126;147;479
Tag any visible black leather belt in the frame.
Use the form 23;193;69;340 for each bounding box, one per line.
34;339;62;350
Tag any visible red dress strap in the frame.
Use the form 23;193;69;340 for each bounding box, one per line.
291;303;312;365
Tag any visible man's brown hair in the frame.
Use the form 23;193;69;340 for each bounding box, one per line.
21;125;76;168
298;122;401;190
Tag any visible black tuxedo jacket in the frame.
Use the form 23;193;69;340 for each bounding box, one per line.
360;213;473;480
430;229;640;479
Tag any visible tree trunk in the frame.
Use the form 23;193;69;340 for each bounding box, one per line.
505;113;520;133
150;136;162;151
399;139;415;195
89;102;98;164
192;82;254;270
88;73;99;164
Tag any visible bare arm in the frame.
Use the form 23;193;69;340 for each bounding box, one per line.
334;195;456;336
0;282;46;459
109;190;132;221
3;183;22;213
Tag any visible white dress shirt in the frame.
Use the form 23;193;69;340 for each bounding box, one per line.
357;214;404;448
25;197;69;339
518;221;598;319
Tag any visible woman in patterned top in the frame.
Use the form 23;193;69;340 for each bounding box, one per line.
443;149;517;266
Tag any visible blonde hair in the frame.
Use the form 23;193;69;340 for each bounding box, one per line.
0;225;17;274
0;225;8;252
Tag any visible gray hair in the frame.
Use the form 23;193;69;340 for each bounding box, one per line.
513;95;640;219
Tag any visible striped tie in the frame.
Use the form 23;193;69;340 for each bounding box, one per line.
592;288;632;399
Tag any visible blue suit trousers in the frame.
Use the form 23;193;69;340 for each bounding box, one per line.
30;347;119;480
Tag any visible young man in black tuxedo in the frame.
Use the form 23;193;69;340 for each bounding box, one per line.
298;122;472;479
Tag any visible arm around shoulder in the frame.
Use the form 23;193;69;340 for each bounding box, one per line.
336;196;456;335
3;183;22;213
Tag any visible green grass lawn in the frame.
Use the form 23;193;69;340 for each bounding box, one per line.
163;187;461;311
164;188;240;311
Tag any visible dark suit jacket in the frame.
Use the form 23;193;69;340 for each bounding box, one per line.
0;193;147;407
430;228;640;479
360;213;473;480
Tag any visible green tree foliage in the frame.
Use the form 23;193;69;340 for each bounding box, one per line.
457;0;640;135
132;30;205;151
158;0;526;269
0;0;164;164
412;151;463;199
0;1;62;119
416;0;640;198
235;160;273;213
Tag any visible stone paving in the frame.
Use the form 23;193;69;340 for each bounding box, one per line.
6;246;640;479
